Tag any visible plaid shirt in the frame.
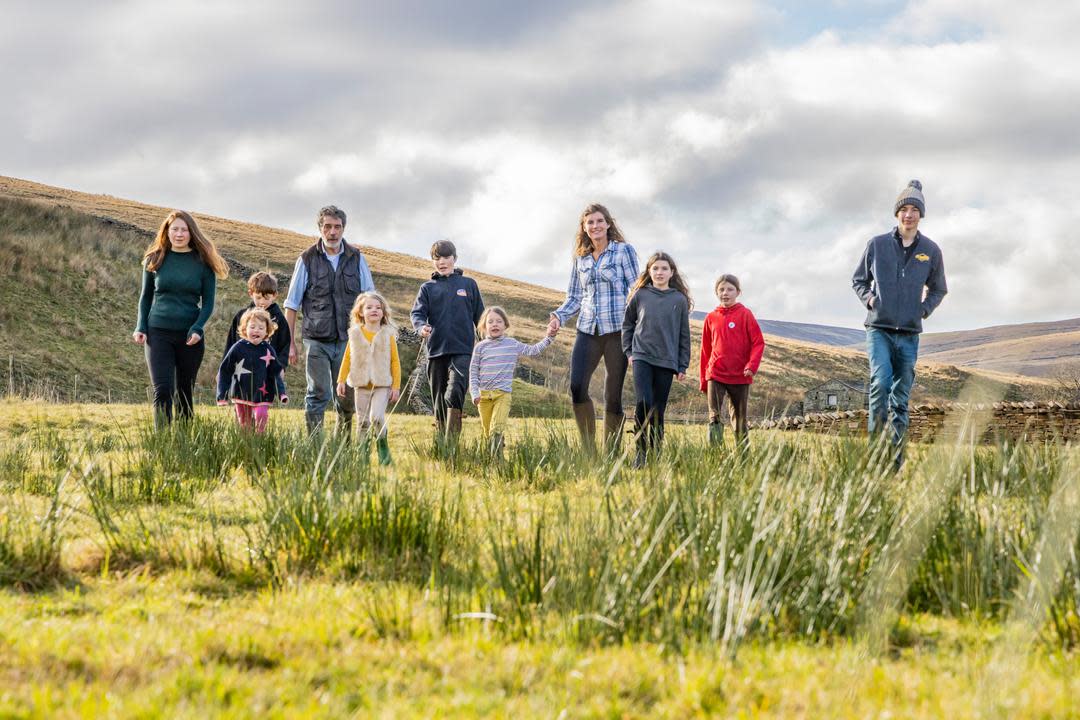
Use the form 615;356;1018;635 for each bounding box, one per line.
553;242;640;336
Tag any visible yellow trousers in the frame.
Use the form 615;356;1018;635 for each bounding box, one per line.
477;390;512;435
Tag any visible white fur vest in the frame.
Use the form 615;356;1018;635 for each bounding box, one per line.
346;325;396;388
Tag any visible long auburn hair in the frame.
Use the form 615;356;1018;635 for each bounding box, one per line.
143;210;229;279
629;251;694;310
573;203;626;257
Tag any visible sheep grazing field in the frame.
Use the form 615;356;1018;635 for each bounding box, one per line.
2;400;1079;718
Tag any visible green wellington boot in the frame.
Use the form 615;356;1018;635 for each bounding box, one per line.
376;435;393;466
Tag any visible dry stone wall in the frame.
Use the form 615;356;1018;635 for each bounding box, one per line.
756;402;1080;444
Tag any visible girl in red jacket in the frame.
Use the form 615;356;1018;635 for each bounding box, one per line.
699;274;765;447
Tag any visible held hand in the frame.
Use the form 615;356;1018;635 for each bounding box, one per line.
289;343;298;365
132;331;146;345
186;333;202;346
627;356;634;365
547;315;561;335
677;372;686;382
336;382;347;398
390;388;401;403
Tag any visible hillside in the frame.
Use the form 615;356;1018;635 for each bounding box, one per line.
0;175;1050;416
918;318;1080;377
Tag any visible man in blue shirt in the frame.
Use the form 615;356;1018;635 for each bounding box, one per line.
284;205;375;435
852;180;947;469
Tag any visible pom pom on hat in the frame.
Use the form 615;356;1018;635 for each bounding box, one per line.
894;179;925;217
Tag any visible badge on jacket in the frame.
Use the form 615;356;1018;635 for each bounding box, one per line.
456;289;468;297
728;321;736;329
915;253;930;262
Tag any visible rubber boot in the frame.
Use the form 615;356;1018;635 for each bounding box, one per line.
572;401;596;455
708;421;724;447
604;412;625;458
447;409;464;438
376;435;393;466
305;411;324;436
356;424;372;464
489;432;505;460
632;422;648;469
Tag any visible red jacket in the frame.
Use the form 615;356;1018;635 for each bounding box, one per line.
699;303;765;391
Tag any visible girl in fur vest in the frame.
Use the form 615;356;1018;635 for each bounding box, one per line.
336;291;400;465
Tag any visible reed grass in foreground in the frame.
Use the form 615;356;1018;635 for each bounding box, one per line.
1;400;1080;717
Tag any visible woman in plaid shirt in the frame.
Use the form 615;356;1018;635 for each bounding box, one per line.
549;203;640;455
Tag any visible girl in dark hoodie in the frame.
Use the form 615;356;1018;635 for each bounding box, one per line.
699;274;765;449
622;251;692;467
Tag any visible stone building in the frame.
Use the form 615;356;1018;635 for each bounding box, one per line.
803;379;869;413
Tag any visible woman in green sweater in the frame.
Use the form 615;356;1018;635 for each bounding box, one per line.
133;211;229;426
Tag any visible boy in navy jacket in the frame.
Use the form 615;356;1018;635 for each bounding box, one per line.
852;179;947;469
410;240;485;437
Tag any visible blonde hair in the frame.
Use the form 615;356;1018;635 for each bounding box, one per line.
478;306;510;338
349;291;394;328
143;210;229;279
238;308;277;340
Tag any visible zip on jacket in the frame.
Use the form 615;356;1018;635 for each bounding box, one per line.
852;229;947;334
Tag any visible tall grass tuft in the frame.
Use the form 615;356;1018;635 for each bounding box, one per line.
0;476;71;589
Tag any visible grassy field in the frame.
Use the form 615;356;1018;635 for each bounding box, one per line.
2;399;1080;717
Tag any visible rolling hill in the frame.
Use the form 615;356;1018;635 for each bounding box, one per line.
0;175;1050;417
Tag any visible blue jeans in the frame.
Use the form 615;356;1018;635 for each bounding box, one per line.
866;328;919;454
303;338;354;433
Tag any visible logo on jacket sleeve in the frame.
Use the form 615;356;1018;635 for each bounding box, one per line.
915;253;930;262
456;288;468;297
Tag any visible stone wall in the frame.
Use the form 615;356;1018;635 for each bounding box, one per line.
756;401;1080;444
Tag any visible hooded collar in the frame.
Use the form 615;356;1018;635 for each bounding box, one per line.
432;267;464;280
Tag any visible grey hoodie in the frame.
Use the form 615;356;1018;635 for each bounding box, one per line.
852;229;947;334
621;286;691;373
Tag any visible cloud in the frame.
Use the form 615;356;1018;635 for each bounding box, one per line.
2;0;1078;331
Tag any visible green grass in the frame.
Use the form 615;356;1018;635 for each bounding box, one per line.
3;399;1080;716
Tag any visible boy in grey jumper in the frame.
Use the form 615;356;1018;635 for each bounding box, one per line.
622;251;692;467
852;179;947;469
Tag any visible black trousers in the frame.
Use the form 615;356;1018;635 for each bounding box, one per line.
145;328;205;425
632;360;675;454
428;354;470;428
569;331;628;415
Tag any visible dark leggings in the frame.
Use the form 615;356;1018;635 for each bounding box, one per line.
632;360;675;453
145;328;205;424
569;331;628;415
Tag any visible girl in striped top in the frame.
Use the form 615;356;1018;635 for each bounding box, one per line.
469;307;556;456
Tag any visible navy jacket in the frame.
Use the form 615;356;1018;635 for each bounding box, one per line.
217;340;288;404
410;269;484;358
225;302;291;368
852;229;947;334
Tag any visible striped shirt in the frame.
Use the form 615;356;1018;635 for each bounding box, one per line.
469;335;553;399
552;242;639;336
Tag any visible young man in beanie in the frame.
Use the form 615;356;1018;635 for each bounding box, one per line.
852;180;947;469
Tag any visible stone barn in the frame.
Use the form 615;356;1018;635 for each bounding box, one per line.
803;379;869;412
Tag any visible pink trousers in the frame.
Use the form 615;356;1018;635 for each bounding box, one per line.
234;403;270;433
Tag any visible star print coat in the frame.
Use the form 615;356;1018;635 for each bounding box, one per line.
217;339;287;405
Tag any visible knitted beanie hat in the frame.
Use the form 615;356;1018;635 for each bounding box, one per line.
894;179;925;217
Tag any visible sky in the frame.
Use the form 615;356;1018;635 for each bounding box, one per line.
3;0;1078;332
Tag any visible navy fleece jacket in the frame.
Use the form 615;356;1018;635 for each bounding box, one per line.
410;269;485;358
852;229;947;334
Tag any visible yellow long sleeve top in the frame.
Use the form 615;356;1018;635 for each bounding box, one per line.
337;326;401;389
